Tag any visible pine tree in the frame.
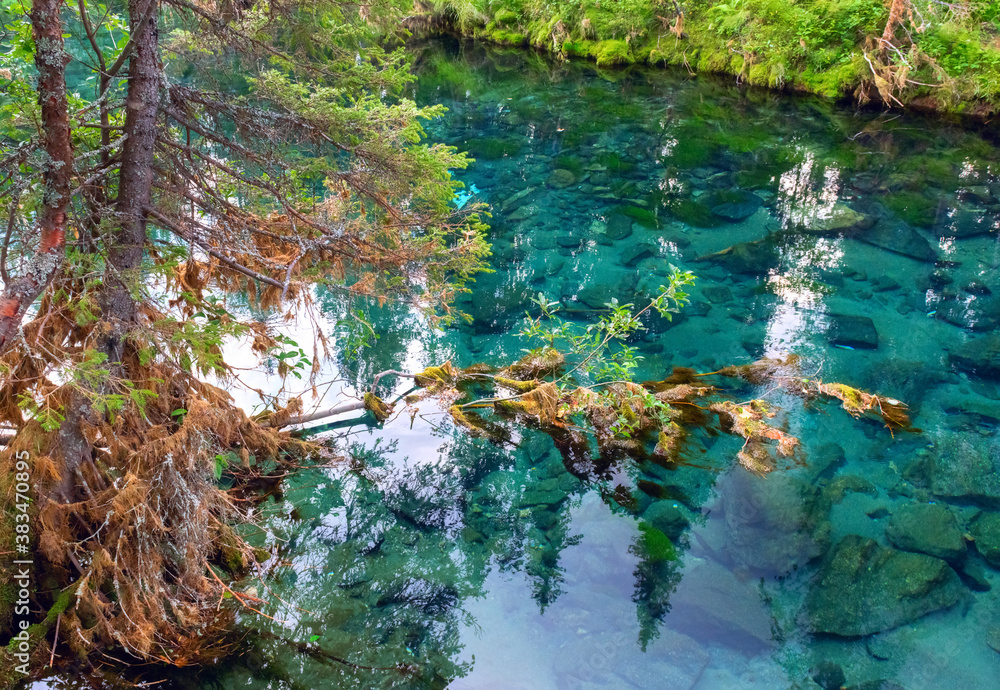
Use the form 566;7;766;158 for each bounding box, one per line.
0;0;487;668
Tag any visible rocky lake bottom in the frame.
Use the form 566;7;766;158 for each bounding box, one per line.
128;38;1000;690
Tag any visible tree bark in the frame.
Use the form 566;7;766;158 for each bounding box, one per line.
53;0;161;502
0;0;73;353
100;0;160;353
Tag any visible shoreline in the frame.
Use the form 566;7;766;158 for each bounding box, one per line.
407;3;1000;122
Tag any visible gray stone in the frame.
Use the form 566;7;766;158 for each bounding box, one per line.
802;203;870;234
971;512;1000;568
556;234;584;249
668;558;775;651
811;661;846;690
707;239;778;275
807;535;963;637
922;435;1000;507
829;313;879;349
885;503;966;562
642;501;690;541
860;221;938;262
620;242;657;267
703;286;734;304
546;168;576;189
706;189;762;222
716;471;830;575
950;334;1000;379
605;213;634;240
958;557;991;591
933;207;998;239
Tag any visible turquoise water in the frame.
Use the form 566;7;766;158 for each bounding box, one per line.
78;39;1000;689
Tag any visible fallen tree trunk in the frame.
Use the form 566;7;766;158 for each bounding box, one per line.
270;370;417;428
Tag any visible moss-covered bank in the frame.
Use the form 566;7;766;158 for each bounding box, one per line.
415;0;1000;116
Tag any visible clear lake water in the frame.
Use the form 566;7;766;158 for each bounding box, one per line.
45;37;1000;690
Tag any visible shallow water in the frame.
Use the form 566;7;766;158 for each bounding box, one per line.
102;39;1000;689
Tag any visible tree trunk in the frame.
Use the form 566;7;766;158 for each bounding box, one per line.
0;0;73;353
100;0;160;346
53;0;161;502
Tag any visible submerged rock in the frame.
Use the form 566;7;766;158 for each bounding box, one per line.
807;535;963;637
703;239;778;275
919;434;1000;507
971;512;1000;568
620;242;657;267
506;204;539;222
575;275;638;310
825;475;876;503
933;206;999;239
949;334;1000;379
705;189;762;222
935;295;1000;332
605;213;634;240
555;234;584;249
828;313;879;349
885;503;967;562
702;285;734;304
986;627;1000;654
859;221;939;262
811;661;846;690
465;271;535;333
847;680;907;690
800;203;870;234
715;471;830;575
500;186;538;212
546;168;577;189
668;557;775;652
958;556;992;591
861;359;946;412
642;500;690;541
520;477;570;508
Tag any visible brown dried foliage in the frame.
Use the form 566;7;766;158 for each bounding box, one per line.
0;299;309;664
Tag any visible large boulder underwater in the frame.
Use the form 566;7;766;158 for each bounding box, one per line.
806;535;964;637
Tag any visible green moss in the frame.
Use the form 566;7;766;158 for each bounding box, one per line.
666;198;724;228
562;40;590;58
485;28;527;45
553;155;584;177
594;151;635;175
465;137;522;160
667;137;717;168
494;376;540;392
917;157;958;188
430;0;1000;114
637;521;677;563
593;40;633;67
884;190;938;228
493;9;519;24
619;205;659;228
